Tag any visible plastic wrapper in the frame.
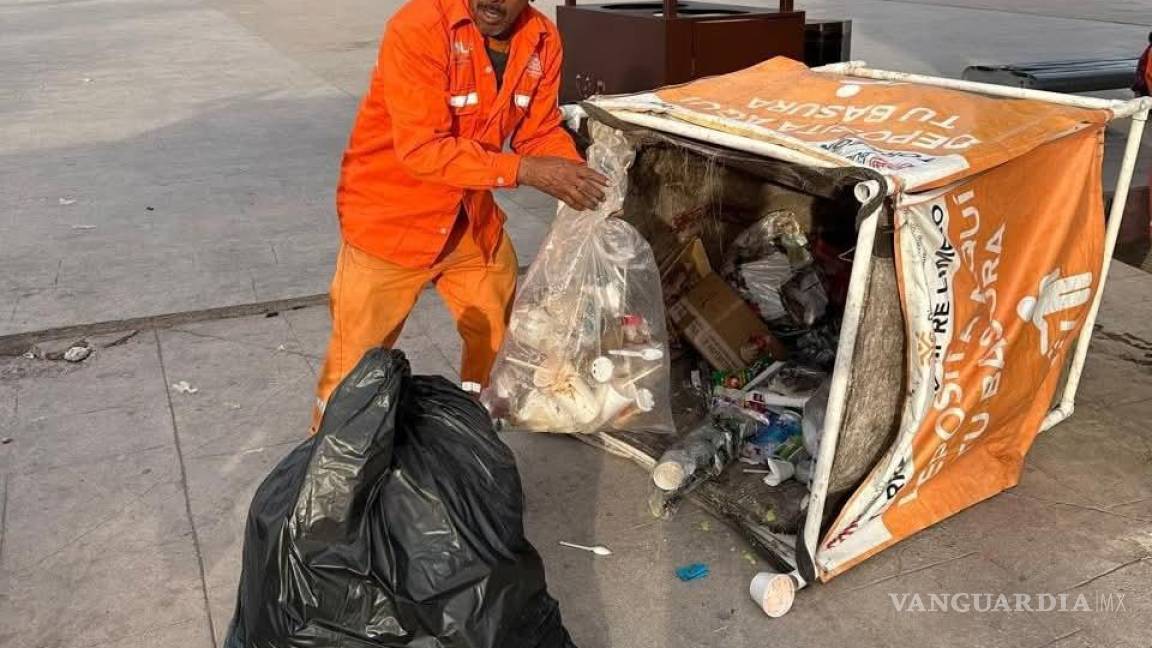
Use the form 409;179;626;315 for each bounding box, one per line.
781;266;829;327
484;124;674;434
735;252;792;322
791;323;839;371
739;408;804;465
721;210;809;274
225;348;576;648
803;378;832;458
722;210;832;334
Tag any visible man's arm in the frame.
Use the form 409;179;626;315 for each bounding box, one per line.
380;21;521;189
510;40;608;211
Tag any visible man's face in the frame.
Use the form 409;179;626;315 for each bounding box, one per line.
470;0;529;38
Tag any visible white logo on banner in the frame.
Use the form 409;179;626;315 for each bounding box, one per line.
1016;269;1092;358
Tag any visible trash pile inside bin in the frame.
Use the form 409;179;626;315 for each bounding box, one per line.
649;204;851;521
488;121;869;537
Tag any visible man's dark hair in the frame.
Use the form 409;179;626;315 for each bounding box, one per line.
1147;30;1152;44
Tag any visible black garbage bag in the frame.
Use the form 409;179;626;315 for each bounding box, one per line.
224;348;576;648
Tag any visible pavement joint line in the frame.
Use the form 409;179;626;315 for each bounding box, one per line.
154;329;220;648
0;266;531;356
0;294;329;356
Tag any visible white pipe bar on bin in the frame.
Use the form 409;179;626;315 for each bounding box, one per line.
600;111;845;170
814;62;1152;117
1042;107;1151;430
802;183;883;579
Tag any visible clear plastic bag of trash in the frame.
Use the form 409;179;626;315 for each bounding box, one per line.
483;124;674;434
225;348;576;648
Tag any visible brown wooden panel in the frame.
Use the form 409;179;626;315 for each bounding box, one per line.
690;13;805;79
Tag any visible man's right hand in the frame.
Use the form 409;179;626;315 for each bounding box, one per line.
517;156;609;212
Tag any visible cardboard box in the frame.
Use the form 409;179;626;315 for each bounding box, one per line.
659;238;713;306
669;273;787;371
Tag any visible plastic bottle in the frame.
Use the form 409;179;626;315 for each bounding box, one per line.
652;407;758;492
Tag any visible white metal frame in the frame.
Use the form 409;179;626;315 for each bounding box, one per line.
592;62;1151;590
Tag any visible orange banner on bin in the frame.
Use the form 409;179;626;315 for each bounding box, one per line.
816;128;1106;578
608;58;1109;190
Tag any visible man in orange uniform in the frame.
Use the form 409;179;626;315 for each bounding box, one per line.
313;0;607;427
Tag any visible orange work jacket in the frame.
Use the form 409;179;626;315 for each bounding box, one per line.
337;0;581;267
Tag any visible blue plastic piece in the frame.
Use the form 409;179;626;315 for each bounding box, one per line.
675;563;711;582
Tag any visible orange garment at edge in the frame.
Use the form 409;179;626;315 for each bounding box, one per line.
313;0;581;426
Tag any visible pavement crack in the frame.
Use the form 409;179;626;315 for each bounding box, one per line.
270;242;279;265
168;325;316;362
24;478;173;572
1109;495;1152;510
845;551;978;592
1005;490;1152;523
281;312;318;377
1061;554;1151;593
82;617;204;648
12;443;171;476
184;371;309;456
188;439;300;462
1034;628;1082;648
101;330;140;348
154;330;219;648
52;259;62;288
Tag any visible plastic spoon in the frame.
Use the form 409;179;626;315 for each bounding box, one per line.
505;356;545;371
559;541;613;556
608;348;664;361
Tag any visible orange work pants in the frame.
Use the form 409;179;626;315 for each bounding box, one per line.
312;224;517;430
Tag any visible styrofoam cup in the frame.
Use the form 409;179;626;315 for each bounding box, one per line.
761;458;795;487
749;571;796;617
597;383;634;422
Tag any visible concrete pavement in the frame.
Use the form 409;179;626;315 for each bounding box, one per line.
2;265;1152;647
0;0;557;338
3;0;1152;646
5;0;1152;339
